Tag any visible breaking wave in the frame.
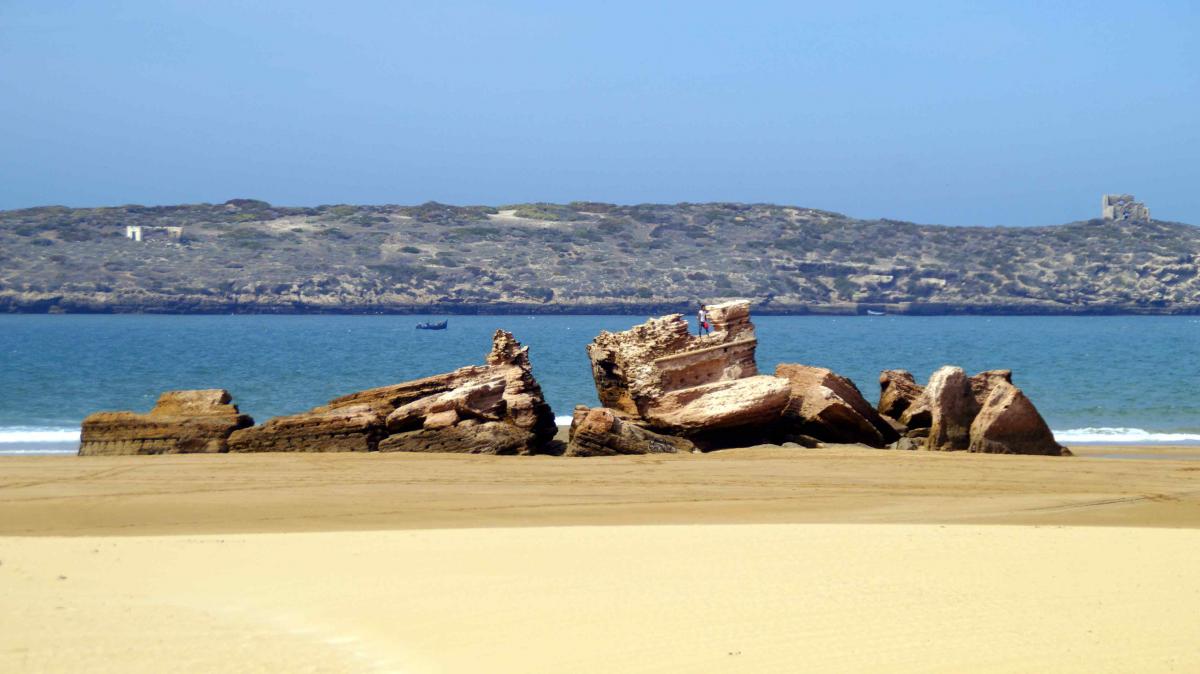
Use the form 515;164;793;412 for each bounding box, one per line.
0;427;79;455
1053;427;1200;444
0;427;80;443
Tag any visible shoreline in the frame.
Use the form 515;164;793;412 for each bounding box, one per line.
8;441;1200;456
6;441;1200;457
6;421;1200;456
7;441;1200;455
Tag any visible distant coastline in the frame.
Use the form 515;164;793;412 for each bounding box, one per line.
3;299;1200;316
3;201;1198;317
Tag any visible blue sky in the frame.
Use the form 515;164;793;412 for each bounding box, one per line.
1;1;1196;225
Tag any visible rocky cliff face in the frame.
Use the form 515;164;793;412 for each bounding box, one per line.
3;201;1198;314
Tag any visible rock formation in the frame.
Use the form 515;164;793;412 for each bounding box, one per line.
969;369;1013;407
640;377;792;435
228;330;556;454
878;369;924;421
923;366;980;451
899;397;932;430
588;301;759;413
76;304;1070;460
585;301;791;445
776;364;900;448
888;366;1066;456
79;389;253;456
565;406;696;457
969;381;1067;456
226;402;389;453
379;422;534;455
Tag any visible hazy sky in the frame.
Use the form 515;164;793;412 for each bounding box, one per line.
1;1;1196;225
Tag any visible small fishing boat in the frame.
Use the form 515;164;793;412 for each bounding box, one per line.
416;320;448;330
866;310;886;316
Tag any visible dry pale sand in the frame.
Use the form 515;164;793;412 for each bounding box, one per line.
2;445;1200;673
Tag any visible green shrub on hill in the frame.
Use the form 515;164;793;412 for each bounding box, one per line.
505;203;585;221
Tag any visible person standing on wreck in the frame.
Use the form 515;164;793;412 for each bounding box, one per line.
697;303;710;336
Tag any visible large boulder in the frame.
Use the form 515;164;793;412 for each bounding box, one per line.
565;406;696;457
640;376;791;435
379;421;532;455
924;366;979;451
80;389;253;456
896;369;1009;435
226;403;387;453
226;367;478;453
228;365;497;452
584;301;789;447
385;375;507;432
324;367;488;416
899;396;932;430
969;370;1013;407
776;364;900;448
969;381;1067;456
230;330;557;454
878;369;924;421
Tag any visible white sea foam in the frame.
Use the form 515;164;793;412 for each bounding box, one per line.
555;415;574;426
1053;427;1200;444
0;427;80;443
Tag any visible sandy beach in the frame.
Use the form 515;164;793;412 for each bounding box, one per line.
3;445;1200;672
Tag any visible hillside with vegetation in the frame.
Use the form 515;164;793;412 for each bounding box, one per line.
2;199;1198;314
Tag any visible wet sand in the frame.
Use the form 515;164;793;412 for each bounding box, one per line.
2;445;1199;672
2;445;1199;536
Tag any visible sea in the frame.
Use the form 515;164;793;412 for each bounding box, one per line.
2;314;1198;455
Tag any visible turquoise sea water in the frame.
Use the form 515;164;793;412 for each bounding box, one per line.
1;314;1198;453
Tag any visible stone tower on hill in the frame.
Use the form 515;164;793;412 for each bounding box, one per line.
1101;194;1150;221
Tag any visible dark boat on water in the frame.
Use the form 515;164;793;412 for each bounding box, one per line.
416;320;448;330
